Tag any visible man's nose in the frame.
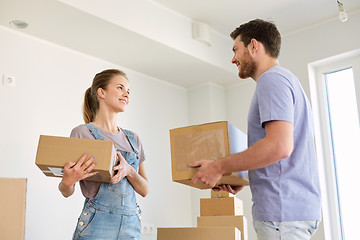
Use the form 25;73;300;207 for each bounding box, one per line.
231;56;237;64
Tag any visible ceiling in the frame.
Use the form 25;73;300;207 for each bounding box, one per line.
153;0;360;37
1;0;359;88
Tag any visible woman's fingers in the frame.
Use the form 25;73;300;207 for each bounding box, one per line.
82;156;97;173
63;161;77;170
111;158;130;184
116;151;125;161
63;153;97;182
76;152;89;167
110;171;125;184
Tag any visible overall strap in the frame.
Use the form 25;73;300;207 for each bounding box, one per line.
86;124;138;155
122;129;139;155
85;124;105;141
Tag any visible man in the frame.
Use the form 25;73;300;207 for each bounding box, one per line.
190;19;321;240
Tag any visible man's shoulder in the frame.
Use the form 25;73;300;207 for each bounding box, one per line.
259;66;297;87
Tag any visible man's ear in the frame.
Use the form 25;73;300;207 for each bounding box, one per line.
248;38;258;55
97;88;105;99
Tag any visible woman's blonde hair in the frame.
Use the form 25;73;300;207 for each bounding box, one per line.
83;69;128;123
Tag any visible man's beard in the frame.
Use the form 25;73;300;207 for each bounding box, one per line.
238;51;256;79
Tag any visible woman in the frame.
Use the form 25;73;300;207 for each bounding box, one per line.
59;69;148;240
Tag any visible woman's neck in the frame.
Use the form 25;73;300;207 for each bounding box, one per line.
92;111;119;133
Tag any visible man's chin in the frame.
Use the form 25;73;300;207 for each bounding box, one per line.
238;72;248;79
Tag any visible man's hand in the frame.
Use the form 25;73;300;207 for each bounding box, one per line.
189;159;222;188
214;184;245;195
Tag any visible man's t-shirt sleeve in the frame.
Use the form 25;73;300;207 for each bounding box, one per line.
257;72;295;127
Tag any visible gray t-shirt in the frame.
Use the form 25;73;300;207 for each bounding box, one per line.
70;123;146;198
248;66;321;221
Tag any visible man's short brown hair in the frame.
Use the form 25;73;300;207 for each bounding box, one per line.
230;19;281;58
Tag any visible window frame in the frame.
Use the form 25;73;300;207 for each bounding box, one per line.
308;54;360;240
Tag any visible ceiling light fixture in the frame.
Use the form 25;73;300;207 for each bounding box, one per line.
9;20;29;29
337;0;348;22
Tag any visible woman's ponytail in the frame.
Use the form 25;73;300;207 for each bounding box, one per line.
83;87;97;123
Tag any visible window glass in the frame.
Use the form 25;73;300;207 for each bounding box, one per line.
324;67;360;240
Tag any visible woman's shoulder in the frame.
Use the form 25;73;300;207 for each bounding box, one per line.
71;123;88;133
70;123;93;138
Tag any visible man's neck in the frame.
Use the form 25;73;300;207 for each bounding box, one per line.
253;58;279;81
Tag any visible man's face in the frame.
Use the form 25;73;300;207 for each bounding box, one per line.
231;35;256;79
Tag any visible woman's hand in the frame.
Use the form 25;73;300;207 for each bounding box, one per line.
110;152;149;197
63;152;98;184
59;152;98;197
110;152;134;184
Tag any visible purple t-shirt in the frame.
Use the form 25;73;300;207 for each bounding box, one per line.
248;66;321;221
70;123;146;199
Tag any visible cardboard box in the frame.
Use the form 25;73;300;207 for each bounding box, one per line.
35;135;117;182
197;216;248;240
157;227;241;240
211;189;233;198
0;178;27;240
200;197;243;216
169;121;249;189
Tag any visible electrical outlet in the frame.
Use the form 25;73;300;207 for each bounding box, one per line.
141;223;155;235
3;74;16;88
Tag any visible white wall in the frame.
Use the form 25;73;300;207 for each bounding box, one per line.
188;83;227;125
0;26;191;240
280;11;360;95
225;81;256;239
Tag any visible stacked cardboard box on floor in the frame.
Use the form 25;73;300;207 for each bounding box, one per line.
157;190;248;240
0;178;27;240
157;226;241;240
198;190;248;240
158;122;249;239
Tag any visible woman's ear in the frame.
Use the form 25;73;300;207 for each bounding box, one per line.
97;88;106;99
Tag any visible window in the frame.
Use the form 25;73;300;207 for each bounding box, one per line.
324;67;359;239
310;55;360;240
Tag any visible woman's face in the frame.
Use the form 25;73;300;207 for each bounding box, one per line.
100;74;130;113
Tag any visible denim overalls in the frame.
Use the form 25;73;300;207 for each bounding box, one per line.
72;124;141;240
